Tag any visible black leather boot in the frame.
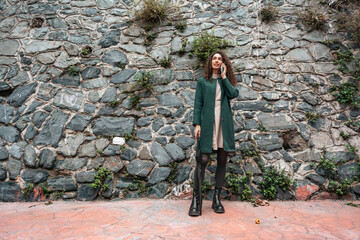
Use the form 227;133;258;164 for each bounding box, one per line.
188;189;202;216
212;187;225;213
189;163;203;216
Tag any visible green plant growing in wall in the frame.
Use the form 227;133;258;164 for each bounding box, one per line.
305;111;321;123
191;30;230;63
346;144;358;154
241;147;260;158
90;167;112;191
123;131;137;141
259;167;295;200
226;171;253;201
167;162;179;182
130;94;141;110
328;179;352;196
298;8;326;30
67;65;80;76
21;183;34;198
40;184;53;198
175;22;187;32
133;0;178;26
259;124;268;132
54;188;66;199
178;39;187;56
345;119;360;133
318;157;336;172
160;56;172;68
260;3;278;22
329;82;360;107
338;10;360;44
135;72;153;92
202;180;212;196
340;131;350;140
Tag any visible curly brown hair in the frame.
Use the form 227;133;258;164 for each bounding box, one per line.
203;50;237;86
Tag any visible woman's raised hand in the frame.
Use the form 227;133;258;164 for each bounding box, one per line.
194;125;201;140
221;63;227;79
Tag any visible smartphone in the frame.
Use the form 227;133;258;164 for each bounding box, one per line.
221;65;224;74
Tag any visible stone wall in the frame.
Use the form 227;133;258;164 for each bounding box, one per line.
0;0;359;202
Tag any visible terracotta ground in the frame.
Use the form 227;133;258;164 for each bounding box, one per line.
1;199;359;240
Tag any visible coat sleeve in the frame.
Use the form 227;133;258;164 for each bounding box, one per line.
222;77;239;99
193;78;203;126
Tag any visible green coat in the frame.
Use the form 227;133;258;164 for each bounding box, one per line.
193;77;239;153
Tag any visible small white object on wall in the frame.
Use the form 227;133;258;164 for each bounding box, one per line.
112;137;125;145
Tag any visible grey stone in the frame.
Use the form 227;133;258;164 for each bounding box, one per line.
25;101;42;115
309;43;332;62
0;126;19;143
156;93;184;107
84;103;96;114
5;64;19;80
0;182;22;202
21;169;49;183
0;163;6;181
76;184;100;201
103;156;124;173
28;3;61;15
146;167;171;186
152;118;164;132
302;31;325;42
285;49;313;62
24;145;36;168
0;146;9;160
97;0;115;9
137;117;154;127
25;41;61;54
52;74;80;87
151;142;172;166
126;160;155;177
243;162;262;175
0;82;11;93
279;150;294;162
48;176;77;191
100;87;116;103
69;35;91;44
0;105;15;124
175;123;190;135
110;69;137;84
7;82;37;107
292;149;321;162
39;149;56;169
10;141;27;159
34;109;69;147
15;114;30;132
306;173;326;185
172;55;198;69
32;111;50;128
176;71;193;81
159;126;176;136
77;171;96;183
81;78;108;89
48;31;68;41
244;119;259;130
79;142;97;158
101;177;113;198
119;44;146;54
0;39;19;56
165;143;185;162
338;163;360;182
116;177;136;189
66;114;93;131
236;85;258;100
47;17;68;29
156;137;167;146
53;89;84;111
258;113;296;130
100;30;121;48
300;92;321;106
232;101;273;112
92;117;135;136
147;182;168;198
81;67;101;80
149;69;175;85
102;50;127;67
10;71;30;87
261;92;280;100
136;128;153;142
82;8;99;16
7;159;22;180
254;133;283;151
181;90;195;107
120;148;137;161
157;108;172;117
103;145;121;156
55;158;87;171
172;165;191;184
176;136;195;149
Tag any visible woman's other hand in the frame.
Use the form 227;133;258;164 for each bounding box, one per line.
194;125;201;140
221;63;227;79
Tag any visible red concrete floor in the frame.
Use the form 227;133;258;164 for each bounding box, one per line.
0;199;360;240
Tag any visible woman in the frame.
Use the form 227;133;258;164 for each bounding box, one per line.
189;51;239;216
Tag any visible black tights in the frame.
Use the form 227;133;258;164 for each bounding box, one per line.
195;148;228;189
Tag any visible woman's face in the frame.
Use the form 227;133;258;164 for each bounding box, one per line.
211;53;223;70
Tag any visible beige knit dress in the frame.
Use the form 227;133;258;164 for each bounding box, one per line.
212;74;223;150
